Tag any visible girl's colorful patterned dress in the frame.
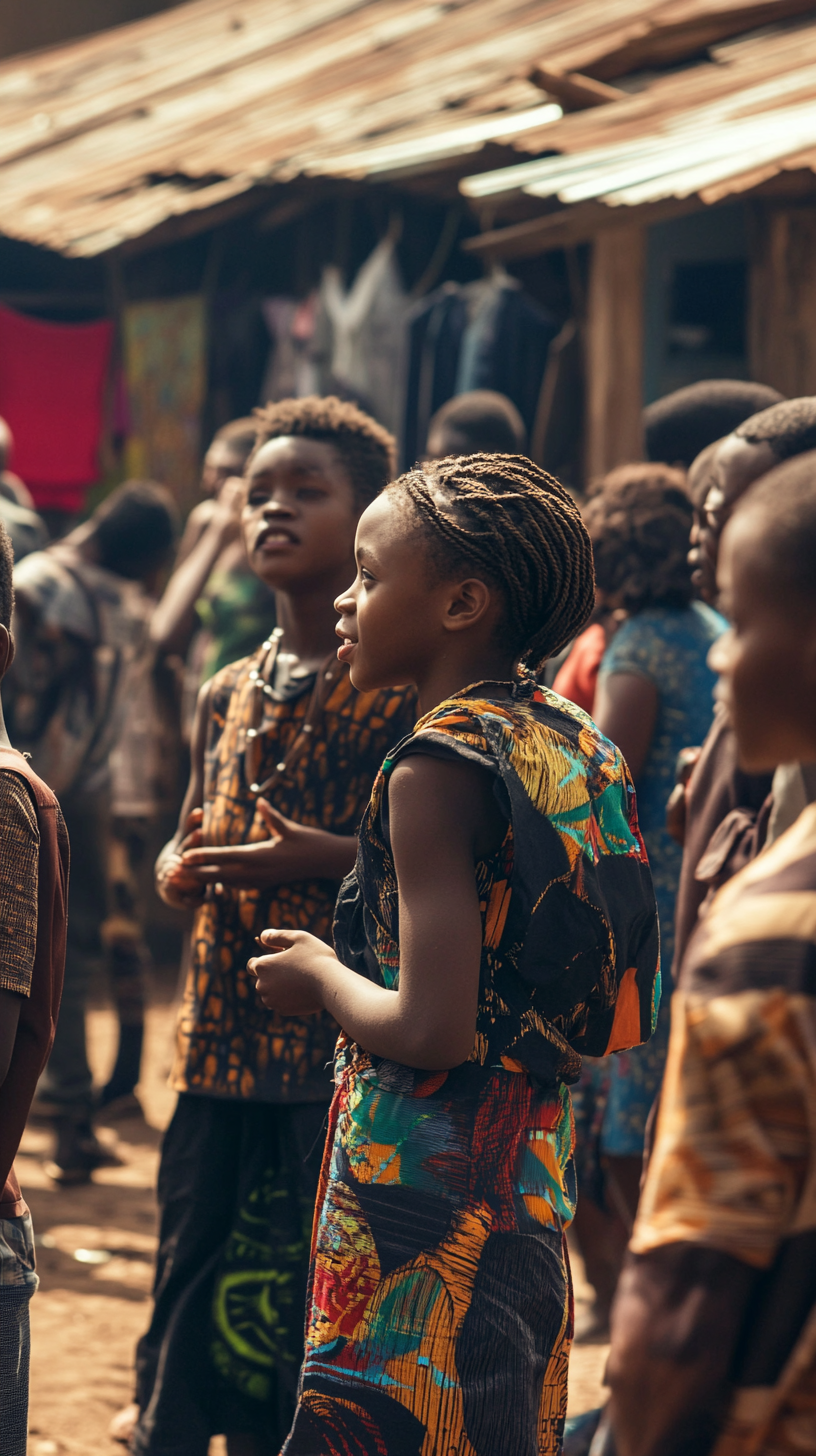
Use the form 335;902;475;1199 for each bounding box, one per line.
283;679;660;1456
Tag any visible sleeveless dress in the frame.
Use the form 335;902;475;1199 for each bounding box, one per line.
283;678;659;1456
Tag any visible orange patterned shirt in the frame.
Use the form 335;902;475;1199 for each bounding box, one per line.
172;649;416;1103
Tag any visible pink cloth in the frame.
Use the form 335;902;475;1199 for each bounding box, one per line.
0;304;113;513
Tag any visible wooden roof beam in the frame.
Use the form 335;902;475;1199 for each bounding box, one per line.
530;67;626;111
553;0;816;83
462;195;705;259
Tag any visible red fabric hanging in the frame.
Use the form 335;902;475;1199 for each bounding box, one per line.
0;304;113;513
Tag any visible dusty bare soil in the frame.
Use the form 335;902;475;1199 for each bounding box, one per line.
21;978;607;1456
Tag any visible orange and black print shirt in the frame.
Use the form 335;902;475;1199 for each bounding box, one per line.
172;649;416;1103
630;801;816;1454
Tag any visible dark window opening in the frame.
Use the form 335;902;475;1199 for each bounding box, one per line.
668;258;746;355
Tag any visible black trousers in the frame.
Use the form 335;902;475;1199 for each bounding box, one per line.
133;1093;328;1456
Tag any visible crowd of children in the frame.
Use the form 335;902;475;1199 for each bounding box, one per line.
0;375;814;1456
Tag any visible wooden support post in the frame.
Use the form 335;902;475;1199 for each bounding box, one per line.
585;225;645;480
749;205;816;397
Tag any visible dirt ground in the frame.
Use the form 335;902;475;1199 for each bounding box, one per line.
20;971;608;1456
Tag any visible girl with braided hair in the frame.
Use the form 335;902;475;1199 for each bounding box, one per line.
252;453;660;1455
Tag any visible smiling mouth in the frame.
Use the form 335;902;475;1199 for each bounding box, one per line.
335;627;357;663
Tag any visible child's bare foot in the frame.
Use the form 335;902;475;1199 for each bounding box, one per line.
109;1401;140;1444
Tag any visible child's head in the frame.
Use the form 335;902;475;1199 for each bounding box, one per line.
201;418;258;499
710;449;816;772
642;379;783;470
92;480;178;583
691;396;816;602
0;519;14;681
583;463;693;615
242;396;396;593
335;452;594;693
425;392;527;459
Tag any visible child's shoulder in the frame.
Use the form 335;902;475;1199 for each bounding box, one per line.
205;648;263;711
410;679;625;784
0;767;39;840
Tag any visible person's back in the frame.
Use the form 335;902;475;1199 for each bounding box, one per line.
0;520;69;1456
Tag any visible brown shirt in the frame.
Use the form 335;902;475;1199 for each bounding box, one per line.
0;748;68;1216
671;705;772;983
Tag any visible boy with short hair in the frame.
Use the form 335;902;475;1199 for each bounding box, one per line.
128;398;416;1455
607;450;816;1456
0;519;69;1456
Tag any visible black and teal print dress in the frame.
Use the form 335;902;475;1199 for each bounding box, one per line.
283;678;659;1456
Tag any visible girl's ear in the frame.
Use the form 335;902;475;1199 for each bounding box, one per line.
444;577;494;631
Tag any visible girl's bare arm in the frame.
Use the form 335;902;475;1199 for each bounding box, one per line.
251;755;502;1069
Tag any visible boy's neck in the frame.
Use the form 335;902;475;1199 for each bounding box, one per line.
274;581;346;672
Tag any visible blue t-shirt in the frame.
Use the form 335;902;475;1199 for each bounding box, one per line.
599;601;726;974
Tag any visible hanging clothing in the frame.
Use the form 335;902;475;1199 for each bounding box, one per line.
259;295;319;405
284;678;660;1456
320;238;408;432
0;303;112;515
209;288;270;423
401;283;468;469
455;274;558;437
123;296;205;513
400;276;557;470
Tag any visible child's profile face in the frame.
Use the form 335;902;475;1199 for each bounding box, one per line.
334;493;437;692
709;511;816;772
242;436;358;591
691;434;778;603
334;490;500;694
201;438;247;499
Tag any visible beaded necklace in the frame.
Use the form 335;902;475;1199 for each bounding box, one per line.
243;626;340;798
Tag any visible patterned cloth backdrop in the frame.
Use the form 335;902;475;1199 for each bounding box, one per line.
123;295;205;512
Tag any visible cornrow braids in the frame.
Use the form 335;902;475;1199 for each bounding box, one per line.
389;453;595;669
251;395;396;508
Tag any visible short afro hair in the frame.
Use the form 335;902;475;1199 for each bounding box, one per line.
0;519;12;631
584;463;694;612
644;380;784;469
427;391;527;457
251;396;396;509
735;449;816;601
93;480;178;580
735;396;816;459
211;417;260;463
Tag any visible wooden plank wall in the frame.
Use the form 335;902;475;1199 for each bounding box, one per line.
749;205;816;398
585;224;645;480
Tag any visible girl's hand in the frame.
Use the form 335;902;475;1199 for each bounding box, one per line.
156;809;206;907
248;928;337;1015
180;799;356;888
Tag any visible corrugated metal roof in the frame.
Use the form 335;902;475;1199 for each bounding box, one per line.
461;12;816;218
0;0;812;256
